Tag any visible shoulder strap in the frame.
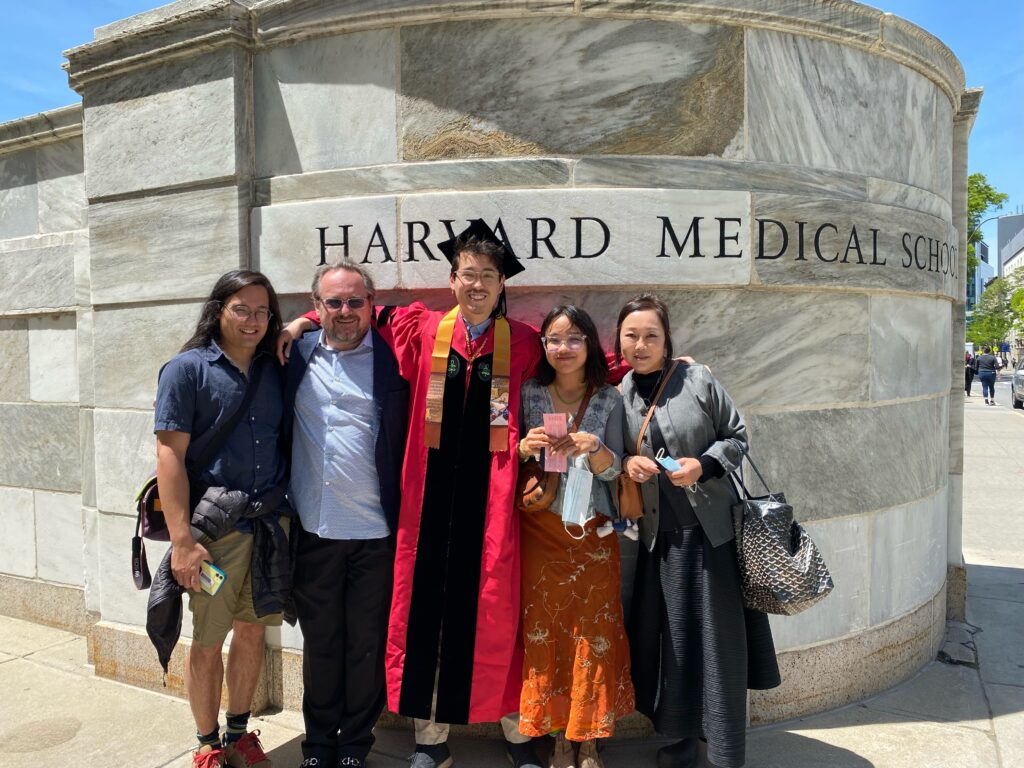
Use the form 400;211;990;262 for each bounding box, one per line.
634;360;680;455
569;386;594;434
190;358;265;478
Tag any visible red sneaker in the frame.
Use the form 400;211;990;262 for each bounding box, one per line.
194;744;226;768
224;730;272;768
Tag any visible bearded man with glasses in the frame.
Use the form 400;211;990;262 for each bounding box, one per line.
279;221;544;768
282;260;410;768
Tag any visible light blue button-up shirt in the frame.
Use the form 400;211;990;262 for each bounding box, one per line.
465;316;491;341
290;330;388;540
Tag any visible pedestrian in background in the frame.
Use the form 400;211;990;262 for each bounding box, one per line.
975;346;1002;406
965;352;975;397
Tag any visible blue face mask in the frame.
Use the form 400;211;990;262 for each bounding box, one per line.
560;460;595;540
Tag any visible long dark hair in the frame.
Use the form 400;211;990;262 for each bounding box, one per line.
536;305;608;390
181;270;283;357
614;293;674;363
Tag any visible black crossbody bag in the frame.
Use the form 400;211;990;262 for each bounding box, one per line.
132;362;264;590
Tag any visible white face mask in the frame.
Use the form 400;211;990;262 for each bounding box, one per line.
560;462;595;540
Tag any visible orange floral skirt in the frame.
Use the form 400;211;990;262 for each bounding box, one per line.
518;510;635;740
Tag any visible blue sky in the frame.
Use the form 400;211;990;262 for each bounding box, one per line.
1;1;1020;248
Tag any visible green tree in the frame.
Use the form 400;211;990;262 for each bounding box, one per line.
967;172;1009;281
967;276;1018;348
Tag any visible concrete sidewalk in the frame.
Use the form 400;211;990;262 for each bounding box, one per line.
2;392;1022;768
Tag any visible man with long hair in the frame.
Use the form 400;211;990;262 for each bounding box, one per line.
155;270;288;768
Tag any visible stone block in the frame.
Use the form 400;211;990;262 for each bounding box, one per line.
34;491;85;587
745;397;947;522
870;295;952;400
255;29;398;178
90;620;273;712
0;149;38;239
0;236;79;313
0;487;36;577
254;195;399;295
574;156;868;202
77;309;95;408
28;314;79;403
747;30;948;197
396;188;753;289
93;410;157;515
83;49;247;198
80;409;96;509
88;186;246;305
0;319;30;401
92;302;203;409
751;193;958;299
83;506;101;613
256;0;577;44
400;18;743;160
949;386;965;474
767;515;871;651
0;584;89;638
256;157;572;206
750;587;945;724
866;176;951;222
36;137;86;234
870;489;948;625
97;511;162;625
578;288;870;409
0;403;80;492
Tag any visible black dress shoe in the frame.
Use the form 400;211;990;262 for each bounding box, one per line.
656;738;699;768
506;739;543;768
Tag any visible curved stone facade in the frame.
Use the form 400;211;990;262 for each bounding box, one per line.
0;0;977;726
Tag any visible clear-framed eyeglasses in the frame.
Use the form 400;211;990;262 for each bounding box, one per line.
453;269;502;287
541;335;587;352
224;305;273;323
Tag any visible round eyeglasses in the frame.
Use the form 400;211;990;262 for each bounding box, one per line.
225;305;273;323
453;269;502;287
541;335;586;352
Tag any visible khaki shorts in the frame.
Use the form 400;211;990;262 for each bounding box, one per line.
189;524;287;647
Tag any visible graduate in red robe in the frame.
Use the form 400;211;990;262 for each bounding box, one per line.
283;221;543;768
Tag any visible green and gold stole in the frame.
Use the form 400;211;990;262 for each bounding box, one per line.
425;306;511;452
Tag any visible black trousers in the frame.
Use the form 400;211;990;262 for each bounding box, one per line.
293;528;395;763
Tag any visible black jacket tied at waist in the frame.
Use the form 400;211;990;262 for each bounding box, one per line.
146;484;294;674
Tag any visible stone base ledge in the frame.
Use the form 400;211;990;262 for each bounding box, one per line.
946;563;967;622
0;573;93;635
751;583;947;725
84;582;947;734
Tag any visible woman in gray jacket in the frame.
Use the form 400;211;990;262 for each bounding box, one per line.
616;294;780;768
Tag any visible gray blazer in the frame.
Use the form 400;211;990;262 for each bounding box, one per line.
620;363;748;551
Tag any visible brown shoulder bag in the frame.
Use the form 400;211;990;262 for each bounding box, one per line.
516;387;593;513
615;361;679;521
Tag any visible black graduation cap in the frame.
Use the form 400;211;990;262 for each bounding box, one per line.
437;218;526;279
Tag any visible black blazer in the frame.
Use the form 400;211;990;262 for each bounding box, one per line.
282;327;409;533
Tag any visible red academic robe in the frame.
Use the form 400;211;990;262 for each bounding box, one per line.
302;304;541;724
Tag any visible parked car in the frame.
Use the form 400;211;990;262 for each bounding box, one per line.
1012;363;1024;409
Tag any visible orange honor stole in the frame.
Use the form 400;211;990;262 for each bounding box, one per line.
424;307;511;452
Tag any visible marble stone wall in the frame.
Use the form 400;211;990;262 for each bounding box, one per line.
0;0;972;726
0;108;88;609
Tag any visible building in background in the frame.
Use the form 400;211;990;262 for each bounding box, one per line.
997;211;1024;277
968;240;995;314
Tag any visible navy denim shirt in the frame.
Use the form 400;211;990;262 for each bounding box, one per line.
155;340;285;523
